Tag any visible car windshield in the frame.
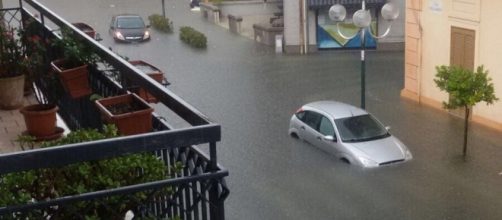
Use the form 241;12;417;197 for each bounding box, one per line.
117;17;145;29
334;114;389;143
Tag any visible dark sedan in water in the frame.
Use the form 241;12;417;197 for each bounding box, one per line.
109;14;150;42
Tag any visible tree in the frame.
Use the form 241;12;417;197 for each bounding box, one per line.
434;65;498;157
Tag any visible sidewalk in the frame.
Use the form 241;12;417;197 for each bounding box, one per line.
216;14;271;40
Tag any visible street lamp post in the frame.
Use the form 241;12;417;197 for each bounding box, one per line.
329;1;399;109
162;0;166;18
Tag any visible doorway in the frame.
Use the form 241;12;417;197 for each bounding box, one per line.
450;27;475;70
449;26;475;117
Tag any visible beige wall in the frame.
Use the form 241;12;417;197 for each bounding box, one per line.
284;0;301;47
476;0;502;125
404;0;502;130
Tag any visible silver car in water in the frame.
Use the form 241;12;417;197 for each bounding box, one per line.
289;101;412;168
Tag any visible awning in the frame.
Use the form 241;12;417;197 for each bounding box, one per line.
308;0;387;9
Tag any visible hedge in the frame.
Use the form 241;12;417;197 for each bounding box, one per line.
179;26;207;48
148;14;173;33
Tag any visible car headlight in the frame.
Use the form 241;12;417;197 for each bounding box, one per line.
115;31;124;40
358;156;379;168
143;31;150;39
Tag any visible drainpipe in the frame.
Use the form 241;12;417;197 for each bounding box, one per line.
299;0;305;54
303;0;308;54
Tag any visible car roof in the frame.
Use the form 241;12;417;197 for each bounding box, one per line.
304;101;368;119
114;14;142;19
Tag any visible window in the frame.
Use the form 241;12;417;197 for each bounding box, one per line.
318;116;334;136
295;111;306;121
303;111;321;130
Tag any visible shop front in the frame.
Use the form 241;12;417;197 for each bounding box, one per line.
308;0;386;49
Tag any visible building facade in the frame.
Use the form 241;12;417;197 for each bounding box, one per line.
401;0;502;130
283;0;405;54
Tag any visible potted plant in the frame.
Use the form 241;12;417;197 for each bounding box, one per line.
51;28;98;98
19;17;46;96
72;22;96;39
95;93;153;135
0;26;30;110
19;104;61;140
0;125;180;219
129;59;167;103
18;20;62;140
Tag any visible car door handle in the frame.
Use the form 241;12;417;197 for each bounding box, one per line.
300;126;305;130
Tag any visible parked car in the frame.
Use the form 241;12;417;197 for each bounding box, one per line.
109;14;150;42
289;101;412;168
189;0;200;8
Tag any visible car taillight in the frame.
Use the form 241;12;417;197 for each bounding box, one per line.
295;107;303;113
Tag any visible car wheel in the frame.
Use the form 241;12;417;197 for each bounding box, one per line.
290;132;299;139
340;158;351;164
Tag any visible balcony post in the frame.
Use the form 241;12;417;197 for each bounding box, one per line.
209;141;224;219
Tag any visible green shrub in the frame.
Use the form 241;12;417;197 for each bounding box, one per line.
148;14;173;33
0;125;182;219
179;26;207;48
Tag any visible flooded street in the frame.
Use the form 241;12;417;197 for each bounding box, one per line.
30;0;502;219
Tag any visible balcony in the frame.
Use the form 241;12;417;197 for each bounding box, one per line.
0;0;228;219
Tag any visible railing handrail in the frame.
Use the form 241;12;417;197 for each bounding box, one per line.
22;0;214;126
0;169;228;215
0;124;221;174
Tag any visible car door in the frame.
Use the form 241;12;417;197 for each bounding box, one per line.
298;110;322;145
314;115;340;155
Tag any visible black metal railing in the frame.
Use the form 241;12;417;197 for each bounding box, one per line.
0;0;228;219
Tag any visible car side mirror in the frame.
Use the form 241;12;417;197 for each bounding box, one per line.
323;135;336;142
95;33;102;41
110;26;115;30
385;126;391;131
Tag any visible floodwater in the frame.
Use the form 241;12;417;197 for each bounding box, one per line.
29;0;502;219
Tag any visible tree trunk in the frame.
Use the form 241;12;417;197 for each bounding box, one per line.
462;106;470;157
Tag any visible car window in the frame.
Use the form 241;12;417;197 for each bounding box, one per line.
295;111;306;121
117;17;145;29
318;116;335;136
303;111;321;130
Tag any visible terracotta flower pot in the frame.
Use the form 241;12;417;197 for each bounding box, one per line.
51;59;92;99
20;104;59;138
129;60;165;103
72;22;96;39
95;93;153;135
0;74;25;110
